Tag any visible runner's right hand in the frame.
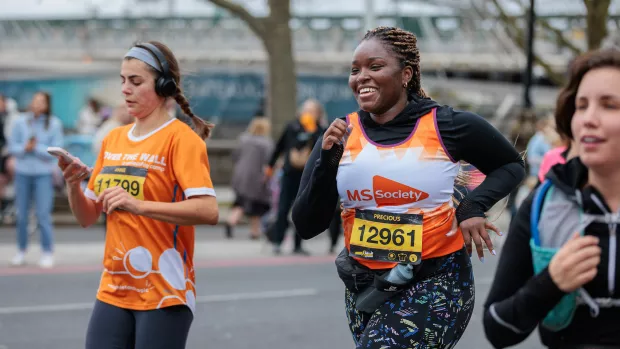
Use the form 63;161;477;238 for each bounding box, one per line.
549;233;601;292
58;156;90;187
322;119;351;150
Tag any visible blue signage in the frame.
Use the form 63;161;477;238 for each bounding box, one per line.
0;72;359;128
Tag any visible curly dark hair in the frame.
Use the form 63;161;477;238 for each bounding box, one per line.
362;26;427;100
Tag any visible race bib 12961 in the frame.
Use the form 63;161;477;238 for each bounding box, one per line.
349;209;423;264
94;166;147;201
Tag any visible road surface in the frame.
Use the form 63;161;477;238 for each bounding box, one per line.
0;224;543;349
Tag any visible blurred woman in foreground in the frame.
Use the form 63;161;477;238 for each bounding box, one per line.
484;48;620;349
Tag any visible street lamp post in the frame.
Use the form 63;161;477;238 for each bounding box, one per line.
523;0;536;109
506;0;537;218
364;0;376;31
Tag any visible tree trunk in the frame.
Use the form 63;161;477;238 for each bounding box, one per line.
264;0;297;139
488;0;612;85
487;0;567;85
206;0;296;139
584;0;611;50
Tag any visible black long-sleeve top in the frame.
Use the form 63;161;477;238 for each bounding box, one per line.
483;158;620;348
291;96;526;239
268;119;324;175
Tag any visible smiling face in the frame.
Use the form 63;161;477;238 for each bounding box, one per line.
348;38;412;116
571;67;620;171
120;58;164;119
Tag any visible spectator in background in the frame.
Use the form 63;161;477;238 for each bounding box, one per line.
526;118;552;179
78;97;103;135
0;95;7;157
0;95;16;203
8;91;64;268
327;205;342;254
537;116;579;183
514;116;553;209
225;117;274;240
264;99;325;255
1;94;19;141
0;94;18;205
92;103;133;155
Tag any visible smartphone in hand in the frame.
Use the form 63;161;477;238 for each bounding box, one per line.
47;147;74;163
48;147;93;177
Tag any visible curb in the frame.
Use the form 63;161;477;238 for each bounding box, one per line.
33;201;239;227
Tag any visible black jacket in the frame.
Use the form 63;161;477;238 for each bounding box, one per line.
268;119;324;175
483;158;620;348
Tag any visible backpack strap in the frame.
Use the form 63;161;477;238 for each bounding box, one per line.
530;179;554;247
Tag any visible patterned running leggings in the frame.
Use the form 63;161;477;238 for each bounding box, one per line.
344;248;475;349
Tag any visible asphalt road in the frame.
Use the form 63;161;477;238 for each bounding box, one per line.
0;253;544;349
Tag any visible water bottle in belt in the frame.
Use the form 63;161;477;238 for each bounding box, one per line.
385;263;415;284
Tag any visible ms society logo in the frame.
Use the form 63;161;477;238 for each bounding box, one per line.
346;176;429;207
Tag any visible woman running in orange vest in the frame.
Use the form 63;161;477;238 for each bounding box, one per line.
292;27;525;348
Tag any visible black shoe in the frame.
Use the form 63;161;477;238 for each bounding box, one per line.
224;223;233;239
293;248;311;256
273;245;282;255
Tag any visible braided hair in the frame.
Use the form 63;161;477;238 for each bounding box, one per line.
362;26;427;100
173;92;213;138
134;41;214;140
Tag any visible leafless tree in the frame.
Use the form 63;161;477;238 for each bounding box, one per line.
206;0;296;138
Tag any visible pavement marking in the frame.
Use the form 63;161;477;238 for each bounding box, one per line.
476;277;494;285
0;255;336;277
0;288;319;315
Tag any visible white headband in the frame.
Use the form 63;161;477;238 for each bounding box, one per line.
124;47;162;72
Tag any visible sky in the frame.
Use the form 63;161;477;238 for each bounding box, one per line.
0;0;609;20
0;0;447;19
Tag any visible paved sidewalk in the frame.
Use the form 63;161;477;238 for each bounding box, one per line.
0;208;511;272
0;193;512;272
26;186;237;226
0;222;341;268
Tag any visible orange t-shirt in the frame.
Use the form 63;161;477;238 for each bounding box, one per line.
84;119;215;313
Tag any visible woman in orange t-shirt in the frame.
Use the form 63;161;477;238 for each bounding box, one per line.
58;41;218;349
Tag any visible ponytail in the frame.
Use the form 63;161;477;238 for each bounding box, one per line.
173;93;214;140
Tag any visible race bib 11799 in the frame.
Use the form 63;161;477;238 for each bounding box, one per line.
94;166;147;201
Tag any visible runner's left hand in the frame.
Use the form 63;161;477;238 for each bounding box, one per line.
97;186;142;215
447;216;502;262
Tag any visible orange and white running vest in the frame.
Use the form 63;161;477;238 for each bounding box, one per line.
336;109;465;270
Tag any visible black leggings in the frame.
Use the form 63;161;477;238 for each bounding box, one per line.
328;207;342;249
271;171;303;249
345;248;475;348
85;300;193;349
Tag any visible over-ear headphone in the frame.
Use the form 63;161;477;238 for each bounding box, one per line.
135;42;178;98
